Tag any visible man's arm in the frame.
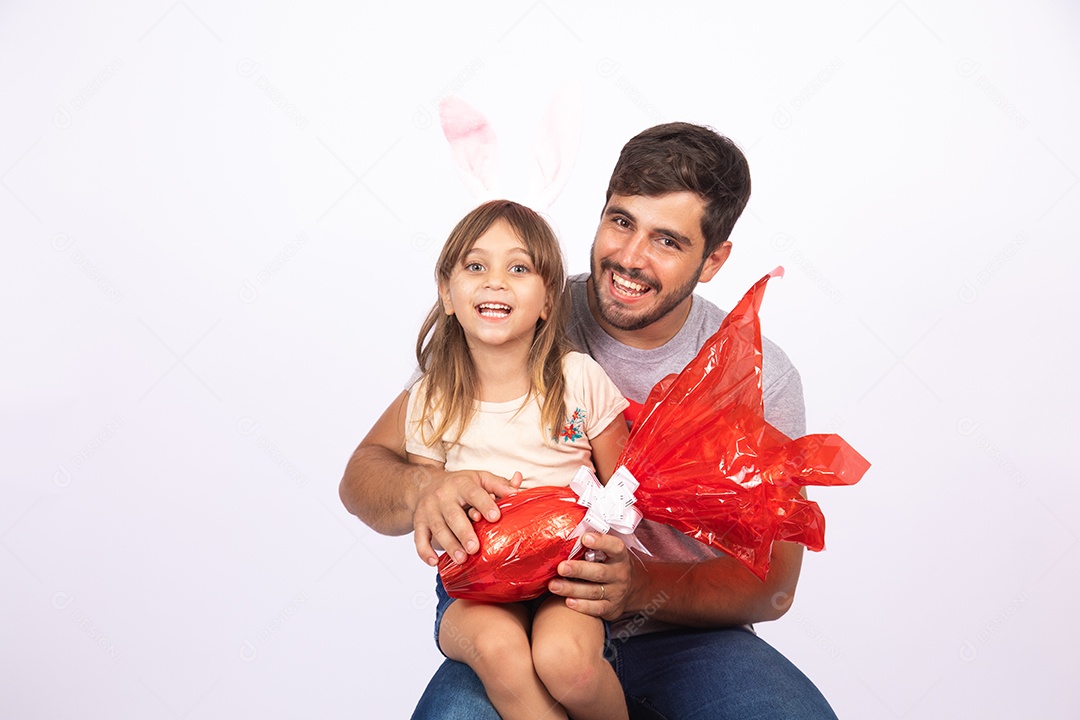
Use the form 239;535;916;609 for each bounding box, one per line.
339;391;421;535
338;391;519;565
551;532;803;626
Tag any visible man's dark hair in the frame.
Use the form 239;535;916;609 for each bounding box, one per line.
606;122;751;256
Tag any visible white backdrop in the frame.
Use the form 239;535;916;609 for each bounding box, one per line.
3;1;1078;718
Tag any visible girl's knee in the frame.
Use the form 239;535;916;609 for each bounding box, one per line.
532;633;604;698
461;627;533;678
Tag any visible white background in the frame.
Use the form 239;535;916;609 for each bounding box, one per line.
3;1;1078;718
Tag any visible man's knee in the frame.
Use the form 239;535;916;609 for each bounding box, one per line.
411;660;499;720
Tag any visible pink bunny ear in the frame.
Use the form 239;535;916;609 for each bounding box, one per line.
529;81;583;209
439;97;500;199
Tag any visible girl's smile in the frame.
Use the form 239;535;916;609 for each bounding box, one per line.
440;219;548;352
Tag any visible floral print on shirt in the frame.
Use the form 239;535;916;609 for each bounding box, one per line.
559;407;586;443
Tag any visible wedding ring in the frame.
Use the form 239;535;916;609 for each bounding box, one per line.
598;584;606;601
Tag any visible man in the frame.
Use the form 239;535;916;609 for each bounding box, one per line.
341;123;837;719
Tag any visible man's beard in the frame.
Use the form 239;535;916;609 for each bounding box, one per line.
590;254;701;332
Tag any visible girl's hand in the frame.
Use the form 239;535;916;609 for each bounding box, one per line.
466;471;524;522
413;469;522;566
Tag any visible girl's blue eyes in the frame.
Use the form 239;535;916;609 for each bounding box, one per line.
462;263;531;274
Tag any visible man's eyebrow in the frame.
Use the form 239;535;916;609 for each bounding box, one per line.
605;204;695;248
662;228;695;248
603;203;634;221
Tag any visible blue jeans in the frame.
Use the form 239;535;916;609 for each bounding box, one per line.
411;625;838;719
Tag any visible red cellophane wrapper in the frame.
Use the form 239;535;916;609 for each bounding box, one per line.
622;267;870;579
439;267;870;599
439;486;585;602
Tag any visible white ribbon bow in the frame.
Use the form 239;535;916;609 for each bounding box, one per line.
568;465;649;557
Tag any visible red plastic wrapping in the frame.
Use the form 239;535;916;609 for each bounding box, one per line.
438;486;585;602
439;268;869;599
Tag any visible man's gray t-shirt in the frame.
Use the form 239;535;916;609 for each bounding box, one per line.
565;273;806;637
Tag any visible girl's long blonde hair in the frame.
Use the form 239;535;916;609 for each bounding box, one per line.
415;200;570;446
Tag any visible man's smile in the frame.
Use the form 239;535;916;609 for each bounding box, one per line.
610;271;652;299
600;260;659;304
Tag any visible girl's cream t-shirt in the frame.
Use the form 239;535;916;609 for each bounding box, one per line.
404;351;628;489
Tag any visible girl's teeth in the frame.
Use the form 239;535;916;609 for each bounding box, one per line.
478;303;511;317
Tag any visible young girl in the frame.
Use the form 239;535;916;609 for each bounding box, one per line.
405;199;631;720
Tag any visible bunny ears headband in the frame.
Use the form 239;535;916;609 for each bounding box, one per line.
438;84;583;211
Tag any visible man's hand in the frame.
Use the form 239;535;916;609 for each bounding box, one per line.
547;532;638;620
548;531;804;627
412;468;522;567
